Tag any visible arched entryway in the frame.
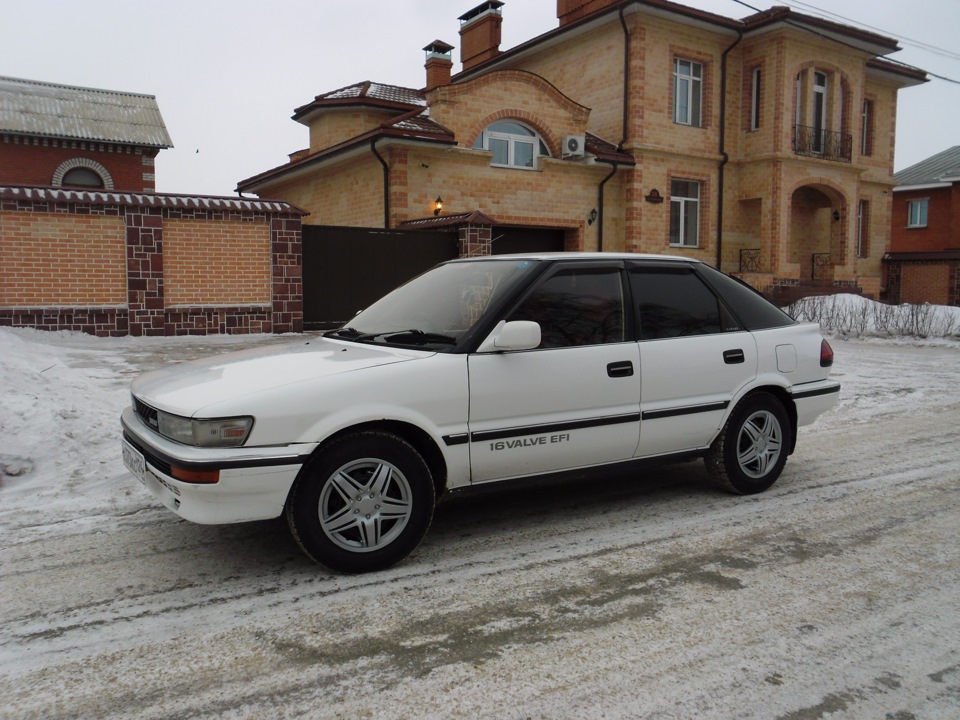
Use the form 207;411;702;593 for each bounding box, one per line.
789;184;846;281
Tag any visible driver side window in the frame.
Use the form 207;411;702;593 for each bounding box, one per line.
508;268;625;348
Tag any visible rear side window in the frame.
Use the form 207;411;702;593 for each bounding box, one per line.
696;264;794;330
508;267;625;348
629;267;723;340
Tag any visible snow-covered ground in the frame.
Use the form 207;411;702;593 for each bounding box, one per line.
1;301;959;719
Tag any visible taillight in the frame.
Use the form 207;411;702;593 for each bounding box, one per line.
820;339;834;368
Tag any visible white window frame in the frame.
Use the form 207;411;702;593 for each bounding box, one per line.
750;66;762;131
673;58;702;127
473;121;549;171
670;179;700;248
860;99;873;157
812;71;827;153
907;198;928;228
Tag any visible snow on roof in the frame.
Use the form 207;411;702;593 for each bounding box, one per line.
0;76;173;148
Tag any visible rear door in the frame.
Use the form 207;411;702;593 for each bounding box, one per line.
628;263;758;457
467;262;642;483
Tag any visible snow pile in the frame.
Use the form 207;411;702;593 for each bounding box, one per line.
787;294;960;342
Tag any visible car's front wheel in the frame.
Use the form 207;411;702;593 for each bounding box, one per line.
286;431;435;573
705;392;790;494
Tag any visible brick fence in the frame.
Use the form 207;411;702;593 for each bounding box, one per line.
0;186;305;336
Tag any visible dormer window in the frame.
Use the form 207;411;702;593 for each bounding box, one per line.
472;121;550;170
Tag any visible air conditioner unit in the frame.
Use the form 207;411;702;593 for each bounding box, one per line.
563;135;585;157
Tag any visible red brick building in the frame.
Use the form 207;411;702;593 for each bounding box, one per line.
0;77;306;336
885;146;960;306
0;76;173;192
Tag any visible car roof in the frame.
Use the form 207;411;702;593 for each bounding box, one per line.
453;252;701;264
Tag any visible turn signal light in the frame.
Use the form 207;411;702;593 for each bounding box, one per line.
820;339;834;368
171;466;220;484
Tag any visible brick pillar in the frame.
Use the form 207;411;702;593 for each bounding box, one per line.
272;216;303;333
459;223;492;257
126;210;165;336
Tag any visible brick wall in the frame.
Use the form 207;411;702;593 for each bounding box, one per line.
0;212;126;305
0;188;304;336
901;263;950;305
890;185;957;253
0;136;159;192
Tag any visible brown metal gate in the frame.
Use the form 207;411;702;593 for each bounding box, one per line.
302;226;458;330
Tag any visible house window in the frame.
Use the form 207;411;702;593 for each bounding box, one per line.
861;99;874;156
61;167;105;188
673;59;702;126
907;199;928;228
812;71;827;153
857;199;869;257
750;66;762;131
472;121;549;169
670;179;700;248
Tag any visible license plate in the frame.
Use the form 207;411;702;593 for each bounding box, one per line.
122;439;146;484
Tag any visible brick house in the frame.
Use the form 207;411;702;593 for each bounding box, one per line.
0;77;306;336
238;0;926;306
0;76;173;192
884;146;960;306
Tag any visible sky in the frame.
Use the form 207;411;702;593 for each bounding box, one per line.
2;0;958;197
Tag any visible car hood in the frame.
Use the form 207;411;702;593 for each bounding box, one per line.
130;337;430;417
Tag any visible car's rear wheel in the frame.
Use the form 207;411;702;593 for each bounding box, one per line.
705;392;790;494
286;431;435;573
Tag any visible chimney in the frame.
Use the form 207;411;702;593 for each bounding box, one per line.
423;40;455;91
459;1;504;72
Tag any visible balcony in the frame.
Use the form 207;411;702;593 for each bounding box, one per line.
792;125;852;163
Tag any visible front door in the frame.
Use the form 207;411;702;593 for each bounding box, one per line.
467;263;641;483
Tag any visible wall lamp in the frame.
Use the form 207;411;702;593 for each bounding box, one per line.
833;210;841;222
434;197;443;216
587;208;598;225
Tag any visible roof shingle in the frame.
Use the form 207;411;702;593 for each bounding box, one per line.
0;76;173;148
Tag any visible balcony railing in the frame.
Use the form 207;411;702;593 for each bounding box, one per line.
739;248;761;273
812;253;832;281
793;125;852;163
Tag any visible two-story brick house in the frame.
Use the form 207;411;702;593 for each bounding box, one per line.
884;146;960;306
237;0;927;307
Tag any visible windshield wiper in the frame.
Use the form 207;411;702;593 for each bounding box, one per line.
324;326;362;339
325;327;457;346
358;329;457;346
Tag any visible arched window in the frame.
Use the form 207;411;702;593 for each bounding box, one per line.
61;167;105;188
53;159;114;189
472;121;550;169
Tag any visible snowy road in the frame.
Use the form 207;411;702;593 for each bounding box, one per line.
1;330;959;719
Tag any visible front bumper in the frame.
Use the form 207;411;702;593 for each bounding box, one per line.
121;406;315;524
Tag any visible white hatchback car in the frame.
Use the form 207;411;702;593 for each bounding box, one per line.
122;253;839;572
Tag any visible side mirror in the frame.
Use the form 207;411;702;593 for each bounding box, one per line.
476;320;541;353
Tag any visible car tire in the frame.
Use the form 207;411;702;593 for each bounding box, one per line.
705;392;790;495
286;431;435;573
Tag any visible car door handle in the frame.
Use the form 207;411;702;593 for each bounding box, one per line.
607;361;634;378
723;349;745;364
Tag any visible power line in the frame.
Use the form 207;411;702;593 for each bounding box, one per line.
725;0;960;85
780;0;960;63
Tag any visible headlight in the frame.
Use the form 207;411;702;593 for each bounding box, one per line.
156;411;253;447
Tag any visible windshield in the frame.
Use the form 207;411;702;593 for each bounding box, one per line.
326;259;540;349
